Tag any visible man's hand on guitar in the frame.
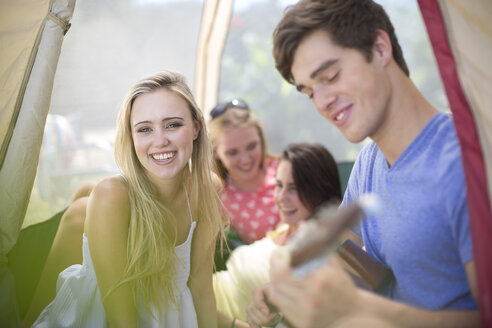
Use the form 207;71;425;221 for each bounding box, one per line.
266;249;362;328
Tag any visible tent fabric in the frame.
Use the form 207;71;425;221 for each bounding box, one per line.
0;0;76;257
0;262;20;326
7;209;64;319
418;0;492;326
0;0;51;170
0;0;76;324
437;0;492;209
194;0;233;115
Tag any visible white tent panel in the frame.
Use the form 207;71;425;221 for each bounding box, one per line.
0;0;50;168
0;0;76;256
439;0;492;205
195;0;234;114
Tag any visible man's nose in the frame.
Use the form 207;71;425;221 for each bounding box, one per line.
312;84;336;112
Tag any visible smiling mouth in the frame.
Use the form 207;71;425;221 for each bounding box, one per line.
335;111;345;122
238;164;255;172
281;208;297;216
151;151;176;161
332;103;353;123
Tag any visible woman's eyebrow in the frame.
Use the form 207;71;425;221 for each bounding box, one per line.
133;116;183;127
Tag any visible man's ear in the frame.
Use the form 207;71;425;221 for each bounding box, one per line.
373;29;392;66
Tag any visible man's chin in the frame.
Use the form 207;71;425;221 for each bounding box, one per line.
343;131;367;144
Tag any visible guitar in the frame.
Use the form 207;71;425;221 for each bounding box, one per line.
284;194;393;292
264;195;394;328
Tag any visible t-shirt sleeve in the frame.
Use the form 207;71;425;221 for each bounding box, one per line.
342;152;363;237
454;197;473;264
441;147;474;265
448;170;473;264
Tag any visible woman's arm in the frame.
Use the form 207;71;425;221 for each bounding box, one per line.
85;177;137;328
189;225;218;327
22;197;88;328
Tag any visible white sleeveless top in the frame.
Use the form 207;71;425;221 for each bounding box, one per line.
33;191;198;327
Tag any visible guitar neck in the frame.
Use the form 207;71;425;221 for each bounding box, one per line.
285;196;393;291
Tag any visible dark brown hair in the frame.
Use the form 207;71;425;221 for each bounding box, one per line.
273;0;409;84
282;143;341;212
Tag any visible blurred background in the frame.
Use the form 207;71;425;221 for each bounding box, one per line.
25;0;447;227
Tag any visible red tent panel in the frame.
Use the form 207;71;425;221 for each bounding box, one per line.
418;1;492;326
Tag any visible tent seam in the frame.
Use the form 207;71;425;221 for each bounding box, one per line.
48;12;71;35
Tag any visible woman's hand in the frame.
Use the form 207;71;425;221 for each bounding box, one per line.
246;284;282;328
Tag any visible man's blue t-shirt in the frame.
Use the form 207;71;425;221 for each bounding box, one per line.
342;112;477;310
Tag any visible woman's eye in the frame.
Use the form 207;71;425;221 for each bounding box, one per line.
167;122;183;129
137;127;151;133
246;142;257;151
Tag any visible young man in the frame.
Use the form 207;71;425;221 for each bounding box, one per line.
246;0;479;327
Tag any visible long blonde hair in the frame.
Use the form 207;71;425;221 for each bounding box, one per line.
113;71;224;312
208;106;272;184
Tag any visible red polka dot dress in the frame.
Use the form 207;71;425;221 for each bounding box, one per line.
221;158;280;244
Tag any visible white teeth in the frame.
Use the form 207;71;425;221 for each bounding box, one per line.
336;111;345;121
152;152;175;161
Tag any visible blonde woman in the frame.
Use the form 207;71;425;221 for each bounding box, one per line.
32;71;224;327
208;101;280;245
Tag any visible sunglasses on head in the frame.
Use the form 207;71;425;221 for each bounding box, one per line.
210;99;249;119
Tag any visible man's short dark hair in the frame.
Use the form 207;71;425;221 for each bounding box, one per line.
273;0;409;84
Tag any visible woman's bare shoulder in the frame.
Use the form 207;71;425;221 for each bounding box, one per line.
91;176;129;202
85;176;131;235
